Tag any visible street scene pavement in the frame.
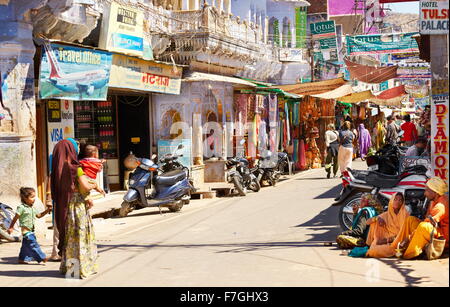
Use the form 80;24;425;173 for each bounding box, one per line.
1;161;448;287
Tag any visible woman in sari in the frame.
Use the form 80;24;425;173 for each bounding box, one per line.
358;123;372;160
366;192;409;258
51;139;98;279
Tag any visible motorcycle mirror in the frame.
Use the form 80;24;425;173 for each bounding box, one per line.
151;154;157;160
240;139;246;145
177;144;184;150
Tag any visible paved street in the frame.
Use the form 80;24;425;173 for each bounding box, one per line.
1;161;448;287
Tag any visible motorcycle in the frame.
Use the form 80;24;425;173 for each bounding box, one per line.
119;144;194;217
254;150;288;187
365;131;408;175
226;157;261;196
333;166;429;231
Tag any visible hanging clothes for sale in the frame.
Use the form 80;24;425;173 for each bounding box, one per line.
299;139;307;170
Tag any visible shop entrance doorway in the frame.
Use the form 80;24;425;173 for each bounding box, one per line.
118;95;151;187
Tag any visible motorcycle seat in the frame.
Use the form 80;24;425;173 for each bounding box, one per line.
365;171;401;188
155;170;186;186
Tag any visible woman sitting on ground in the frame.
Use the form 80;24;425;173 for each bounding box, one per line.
336;193;382;249
366;192;410;258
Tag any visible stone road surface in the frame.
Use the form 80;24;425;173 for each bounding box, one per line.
1;161;448;287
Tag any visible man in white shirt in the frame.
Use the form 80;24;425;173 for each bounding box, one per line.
405;137;428;157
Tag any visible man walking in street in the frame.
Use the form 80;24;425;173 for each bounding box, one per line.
401;114;418;147
385;115;400;145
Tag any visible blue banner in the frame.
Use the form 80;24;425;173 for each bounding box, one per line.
39;43;112;101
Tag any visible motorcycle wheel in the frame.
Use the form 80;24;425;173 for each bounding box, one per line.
232;176;247;196
119;201;135;218
339;193;363;232
0;206;21;242
249;179;261;192
168;200;184;212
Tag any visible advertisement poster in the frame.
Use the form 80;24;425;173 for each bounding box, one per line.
346;32;419;55
295;7;307;48
39;43;112;101
328;0;364;16
310;20;337;50
99;2;145;57
158;139;192;168
109;54;182;95
47;100;75;163
420;0;449;35
431;93;449;184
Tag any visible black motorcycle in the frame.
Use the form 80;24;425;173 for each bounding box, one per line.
254;150;288;187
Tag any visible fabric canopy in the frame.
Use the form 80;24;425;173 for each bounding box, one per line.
183;72;256;87
369;85;408;107
337;90;375;103
311;84;353;99
275;77;347;96
345;58;398;83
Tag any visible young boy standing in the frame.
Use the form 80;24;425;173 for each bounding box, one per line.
8;187;52;264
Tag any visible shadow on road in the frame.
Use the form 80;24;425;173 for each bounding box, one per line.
0;257;62;279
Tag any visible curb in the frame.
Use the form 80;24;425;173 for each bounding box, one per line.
90;167;322;220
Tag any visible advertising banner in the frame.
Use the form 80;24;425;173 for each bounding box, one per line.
47;100;74;163
310;20;337;50
328;0;364;16
431;93;449;184
420;0;449;34
346;33;419;55
279;48;304;62
99;2;145;57
109;54;182;95
295;7;307;48
158;139;192;168
39;43;112;101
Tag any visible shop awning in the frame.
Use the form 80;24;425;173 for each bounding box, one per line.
337;90;375;103
183;72;256;87
369;85;408;107
311;84;353;99
344;58;398;83
274;77;347;96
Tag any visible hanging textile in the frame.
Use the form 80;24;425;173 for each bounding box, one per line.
299;139;307;170
269;94;278;152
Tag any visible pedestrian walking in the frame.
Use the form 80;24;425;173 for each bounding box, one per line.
358;123;372;160
401;114;418;147
50;138;99;279
324;123;339;178
385;115;400;145
338;121;355;175
7;187;52;264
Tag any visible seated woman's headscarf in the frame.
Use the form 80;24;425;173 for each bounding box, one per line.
426;177;448;196
51;139;79;255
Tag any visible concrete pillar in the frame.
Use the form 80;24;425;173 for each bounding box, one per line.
0;1;43;205
182;0;189;10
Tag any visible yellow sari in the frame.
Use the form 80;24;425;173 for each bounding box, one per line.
366;193;410;258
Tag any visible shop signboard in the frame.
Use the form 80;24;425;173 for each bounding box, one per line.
47;100;75;164
279;48;304;62
295;7;307;48
346;33;419;56
109;54;182;95
431;92;449;184
310;20;337;50
39;43;112;101
420;0;449;35
99;2;145;57
158;139;192;168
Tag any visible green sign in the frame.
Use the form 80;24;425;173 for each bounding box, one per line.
346;32;420;55
310;21;337;50
295;7;307;48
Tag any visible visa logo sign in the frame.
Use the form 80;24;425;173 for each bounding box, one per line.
51;128;64;142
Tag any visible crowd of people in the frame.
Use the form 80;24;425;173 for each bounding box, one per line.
336;177;448;260
324;111;431;179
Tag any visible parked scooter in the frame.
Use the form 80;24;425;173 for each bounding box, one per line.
333;166;429;231
119;144;194;217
